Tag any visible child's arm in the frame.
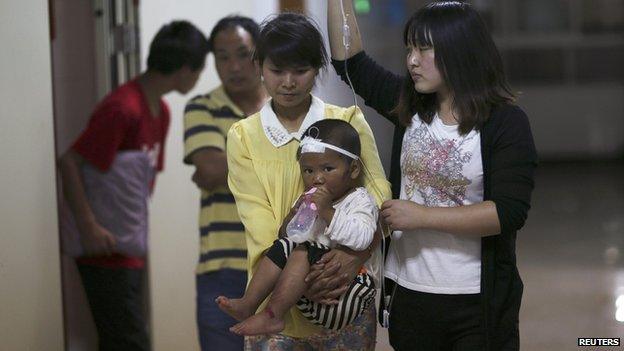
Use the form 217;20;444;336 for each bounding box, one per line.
325;190;378;251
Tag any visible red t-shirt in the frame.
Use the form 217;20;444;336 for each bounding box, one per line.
73;79;170;269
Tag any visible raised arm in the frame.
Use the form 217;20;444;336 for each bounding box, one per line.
328;0;405;122
328;0;363;60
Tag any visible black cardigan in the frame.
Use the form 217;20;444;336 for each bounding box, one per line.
333;52;538;351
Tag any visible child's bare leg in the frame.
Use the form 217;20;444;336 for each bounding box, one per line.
231;246;310;335
216;255;281;321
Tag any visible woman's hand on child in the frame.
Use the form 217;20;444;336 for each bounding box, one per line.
304;247;366;304
380;199;425;231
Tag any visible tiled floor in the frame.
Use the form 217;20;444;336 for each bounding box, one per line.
518;161;624;350
375;161;624;350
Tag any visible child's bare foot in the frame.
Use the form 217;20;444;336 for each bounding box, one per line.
215;296;255;321
229;308;285;336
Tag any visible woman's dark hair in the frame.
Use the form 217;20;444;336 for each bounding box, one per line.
254;13;328;70
392;1;514;134
209;15;260;50
147;20;209;74
298;119;361;163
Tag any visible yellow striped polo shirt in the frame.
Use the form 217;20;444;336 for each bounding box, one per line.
184;85;247;275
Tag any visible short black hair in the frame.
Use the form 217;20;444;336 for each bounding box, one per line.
147;20;209;74
392;1;514;134
298;119;361;163
209;15;260;51
254;13;328;70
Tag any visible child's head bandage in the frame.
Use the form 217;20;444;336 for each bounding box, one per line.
300;136;359;160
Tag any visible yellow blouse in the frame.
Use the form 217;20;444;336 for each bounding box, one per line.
226;97;391;338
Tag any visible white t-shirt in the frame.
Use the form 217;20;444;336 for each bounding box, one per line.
385;114;484;294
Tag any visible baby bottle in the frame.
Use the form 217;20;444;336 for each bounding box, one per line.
286;187;318;243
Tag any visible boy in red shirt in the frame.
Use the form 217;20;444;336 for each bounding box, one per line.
59;21;209;351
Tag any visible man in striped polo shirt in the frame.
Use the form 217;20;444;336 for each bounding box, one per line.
183;16;268;351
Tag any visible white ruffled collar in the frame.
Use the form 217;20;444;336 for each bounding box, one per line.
260;95;325;147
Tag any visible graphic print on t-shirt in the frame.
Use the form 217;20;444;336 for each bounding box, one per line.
401;121;475;207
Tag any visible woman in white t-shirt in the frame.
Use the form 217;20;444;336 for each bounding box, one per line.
328;1;537;350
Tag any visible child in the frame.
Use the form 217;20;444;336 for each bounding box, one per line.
217;119;378;336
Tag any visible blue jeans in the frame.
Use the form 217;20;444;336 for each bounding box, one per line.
196;269;247;351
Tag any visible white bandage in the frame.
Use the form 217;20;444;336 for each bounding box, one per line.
300;136;359;160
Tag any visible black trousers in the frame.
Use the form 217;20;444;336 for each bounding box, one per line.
388;285;484;351
77;264;150;351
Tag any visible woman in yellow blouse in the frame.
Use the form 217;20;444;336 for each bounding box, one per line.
226;13;391;350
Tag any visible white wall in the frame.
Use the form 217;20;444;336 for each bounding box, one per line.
0;1;64;350
138;2;277;350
